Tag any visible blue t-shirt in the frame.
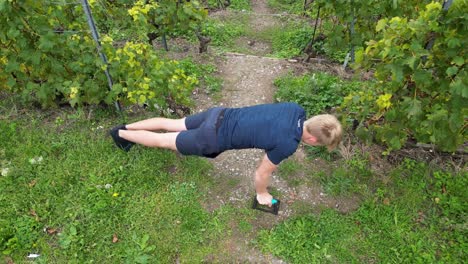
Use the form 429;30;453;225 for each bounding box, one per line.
217;102;306;165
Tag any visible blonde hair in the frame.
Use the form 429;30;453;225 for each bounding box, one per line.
304;114;342;151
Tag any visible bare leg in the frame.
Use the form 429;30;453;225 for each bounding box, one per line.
126;117;186;132
118;130;179;151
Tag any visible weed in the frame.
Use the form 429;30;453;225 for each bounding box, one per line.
312;153;371;196
205;0;251;11
269;23;312;58
228;0;252;11
305;146;340;161
267;0;304;14
179;58;223;94
278;159;304;187
274;72;362;115
202;16;248;49
318;168;355;196
238;220;253;233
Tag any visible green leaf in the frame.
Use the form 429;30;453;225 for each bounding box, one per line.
389;136;402;150
70;225;77;236
427;108;448;122
391;64;404;83
447;37;461;48
5;59;20;72
355;126;372;143
30;51;42;66
38;33;56;51
0;1;7;12
446;66;459;77
135;255;150;263
404;57;417;70
376;19;387;32
386;108;397;121
404;98;422;118
69;97;79;108
448;112;463;133
7;28;20;39
7;76;16;88
141;234;150;249
452;56;465;66
450;79;468;98
413;69;432;88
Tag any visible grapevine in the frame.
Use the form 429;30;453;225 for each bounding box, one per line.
0;0;202;110
344;1;467;152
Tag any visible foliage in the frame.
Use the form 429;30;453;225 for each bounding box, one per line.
178;58;223;93
268;1;433;62
0;0;202;109
204;0;251;11
103;40;198;108
228;0;252;11
308;0;433;59
355;159;467;262
274;72;362;115
267;0;304;14
344;2;467;152
129;0;207;40
204;0;230;10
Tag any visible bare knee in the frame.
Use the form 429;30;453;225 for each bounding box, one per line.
173;118;187;132
152;133;178;150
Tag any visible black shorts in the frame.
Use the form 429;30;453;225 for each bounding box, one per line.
176;107;225;158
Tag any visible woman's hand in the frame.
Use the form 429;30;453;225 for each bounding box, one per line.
256;192;273;206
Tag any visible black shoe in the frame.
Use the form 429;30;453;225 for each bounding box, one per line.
109;125;134;152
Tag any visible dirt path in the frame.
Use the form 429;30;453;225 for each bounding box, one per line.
190;2;298;263
250;0;278;31
195;3;295;214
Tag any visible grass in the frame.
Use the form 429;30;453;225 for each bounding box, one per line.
258;209;361;263
228;0;252;11
277;159;304;187
205;0;252;11
0;101;257;262
267;0;304;14
201;14;249;51
315;154;372;197
259;159;467;263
